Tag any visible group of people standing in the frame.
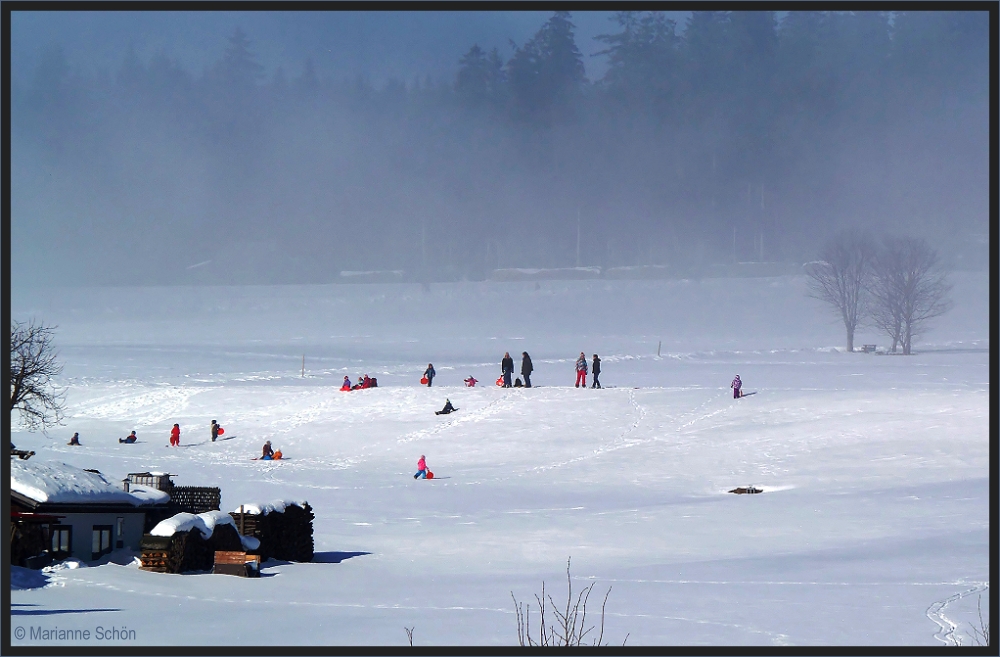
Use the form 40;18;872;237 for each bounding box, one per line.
574;352;602;389
499;351;534;388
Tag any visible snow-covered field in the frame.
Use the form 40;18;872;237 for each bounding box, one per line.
9;273;990;647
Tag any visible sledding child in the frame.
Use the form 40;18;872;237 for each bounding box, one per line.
414;454;428;479
119;431;137;444
464;376;478;387
341;376;352;391
435;399;457;415
362;374;372;389
68;432;81;446
261;440;275;460
575;352;588;388
731;374;742;399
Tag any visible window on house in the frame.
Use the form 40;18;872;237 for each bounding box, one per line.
51;526;72;557
92;525;113;560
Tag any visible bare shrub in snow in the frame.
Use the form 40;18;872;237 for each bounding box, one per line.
511;557;626;646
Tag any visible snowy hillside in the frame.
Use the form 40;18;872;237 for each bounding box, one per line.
9;273;990;646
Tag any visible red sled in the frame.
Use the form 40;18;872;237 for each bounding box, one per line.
420;377;429;385
426;471;434;479
495;377;504;387
217;427;225;436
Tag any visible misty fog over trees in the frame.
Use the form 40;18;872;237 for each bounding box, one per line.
10;10;990;286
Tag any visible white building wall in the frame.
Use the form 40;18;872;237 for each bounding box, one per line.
55;512;148;561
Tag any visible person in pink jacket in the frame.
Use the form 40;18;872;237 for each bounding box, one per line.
414;455;428;479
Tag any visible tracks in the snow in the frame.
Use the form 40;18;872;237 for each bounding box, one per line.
926;581;989;645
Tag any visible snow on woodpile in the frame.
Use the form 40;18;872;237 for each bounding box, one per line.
232;499;307;516
11;459;142;505
150;510;237;539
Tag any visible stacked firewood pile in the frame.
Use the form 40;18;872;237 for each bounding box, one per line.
139;522;244;574
230;503;314;562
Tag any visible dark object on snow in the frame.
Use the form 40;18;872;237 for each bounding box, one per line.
10;443;35;460
68;432;81;445
435;399;458;415
513;378;523;387
729;486;763;495
213;550;260;577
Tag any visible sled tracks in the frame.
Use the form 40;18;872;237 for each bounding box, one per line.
926;581;989;646
527;388;648;475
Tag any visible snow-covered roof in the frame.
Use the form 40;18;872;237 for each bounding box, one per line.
10;460;159;506
232;499;308;515
149;510;237;539
127;485;171;506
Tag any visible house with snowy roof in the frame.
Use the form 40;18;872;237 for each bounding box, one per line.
10;459;171;564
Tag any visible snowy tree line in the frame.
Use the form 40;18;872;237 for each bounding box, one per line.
11;10;988;285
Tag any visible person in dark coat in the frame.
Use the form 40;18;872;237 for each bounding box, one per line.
521;352;533;388
119;431;138;444
435;399;458;415
591;354;602;388
211;420;220;442
501;352;514;388
261;440;274;460
68;432;81;446
424;364;436;387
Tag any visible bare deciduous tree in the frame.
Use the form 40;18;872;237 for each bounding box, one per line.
511;557;626;646
868;237;952;355
10;320;66;431
804;230;876;352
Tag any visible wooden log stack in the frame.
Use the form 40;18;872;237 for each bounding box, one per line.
139;522;244;574
229;502;314;563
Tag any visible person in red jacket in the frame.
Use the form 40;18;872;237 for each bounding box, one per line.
169;423;180;447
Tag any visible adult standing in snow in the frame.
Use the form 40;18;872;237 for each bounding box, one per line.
731;374;742;399
414;454;428;479
591;354;602;388
211;419;220;442
501;352;514;388
575;352;588;388
169;424;180;447
424;364;436;387
521;351;534;388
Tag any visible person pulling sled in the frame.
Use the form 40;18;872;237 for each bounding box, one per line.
414;454;432;479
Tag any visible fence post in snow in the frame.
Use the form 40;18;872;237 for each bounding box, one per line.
658;341;661;357
301;355;305;378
